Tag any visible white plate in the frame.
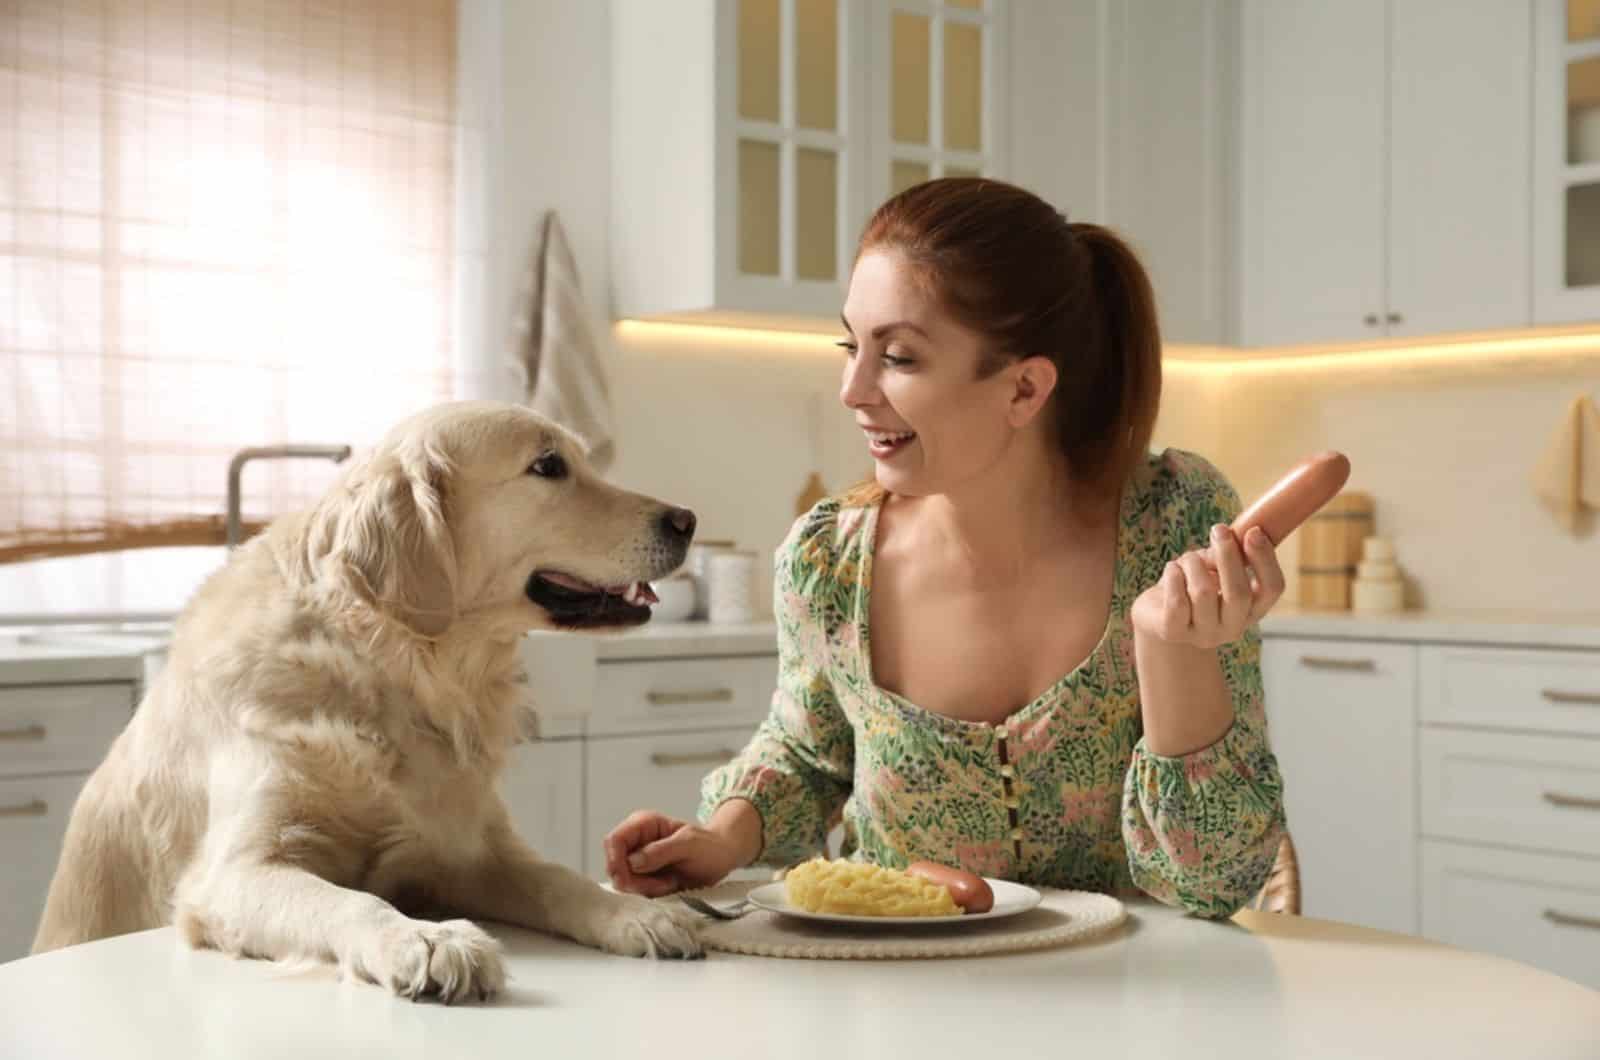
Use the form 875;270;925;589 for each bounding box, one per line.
745;878;1041;925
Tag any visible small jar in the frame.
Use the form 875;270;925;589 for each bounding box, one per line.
686;540;735;619
706;549;758;625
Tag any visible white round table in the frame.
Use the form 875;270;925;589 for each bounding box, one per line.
2;902;1595;1059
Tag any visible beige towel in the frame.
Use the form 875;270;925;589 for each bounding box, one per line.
510;211;615;470
1532;394;1600;530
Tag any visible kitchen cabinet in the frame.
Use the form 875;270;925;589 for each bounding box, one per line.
1237;0;1533;346
1417;642;1600;990
610;0;1009;329
500;738;584;873
0;679;136;963
1533;0;1600;323
1101;0;1238;347
1260;636;1419;935
1261;614;1600;991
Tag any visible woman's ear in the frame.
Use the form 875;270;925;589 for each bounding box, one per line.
1007;355;1059;429
328;443;457;638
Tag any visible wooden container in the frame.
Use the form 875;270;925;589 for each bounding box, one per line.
1295;491;1374;610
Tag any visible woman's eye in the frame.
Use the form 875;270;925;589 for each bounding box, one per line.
526;452;568;479
881;352;912;368
835;339;858;357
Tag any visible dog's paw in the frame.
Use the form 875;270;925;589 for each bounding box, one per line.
597;894;704;960
362;918;507;1003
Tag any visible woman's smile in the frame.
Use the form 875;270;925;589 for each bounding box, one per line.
862;426;918;458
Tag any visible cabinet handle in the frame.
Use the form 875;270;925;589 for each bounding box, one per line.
648;749;740;768
1543;791;1600;811
1298;656;1377;672
1542;689;1600;706
645;688;734;707
0;799;47;818
1363;313;1379;326
1543;909;1600;932
0;723;46;742
1386;311;1402;324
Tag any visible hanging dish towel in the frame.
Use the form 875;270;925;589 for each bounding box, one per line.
1531;394;1600;530
509;210;616;470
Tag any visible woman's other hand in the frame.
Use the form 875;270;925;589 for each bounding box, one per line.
1130;523;1286;649
603;802;760;897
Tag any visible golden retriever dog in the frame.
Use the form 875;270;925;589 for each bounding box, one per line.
32;401;704;1000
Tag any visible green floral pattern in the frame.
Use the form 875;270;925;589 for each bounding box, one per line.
700;449;1287;919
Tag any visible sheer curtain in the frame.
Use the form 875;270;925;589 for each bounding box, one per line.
0;0;480;616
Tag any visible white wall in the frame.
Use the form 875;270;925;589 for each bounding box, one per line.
1210;354;1600;614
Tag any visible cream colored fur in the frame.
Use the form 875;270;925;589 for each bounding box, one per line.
32;401;702;1001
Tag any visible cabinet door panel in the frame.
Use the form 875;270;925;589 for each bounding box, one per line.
1388;0;1532;337
501;740;584;874
0;773;88;962
1241;0;1386;346
1261;637;1417;933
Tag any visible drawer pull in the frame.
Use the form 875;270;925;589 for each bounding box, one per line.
649;749;739;768
1298;656;1376;672
1541;689;1600;707
0;799;47;818
0;723;47;742
1542;791;1600;811
1543;909;1600;932
645;688;735;707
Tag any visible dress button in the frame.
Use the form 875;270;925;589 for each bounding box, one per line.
1010;828;1024;842
999;764;1015;778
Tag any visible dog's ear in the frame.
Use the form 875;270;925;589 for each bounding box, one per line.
328;442;457;638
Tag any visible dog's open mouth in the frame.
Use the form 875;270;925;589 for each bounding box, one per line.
525;570;660;628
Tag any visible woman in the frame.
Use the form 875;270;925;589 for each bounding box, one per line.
606;178;1287;918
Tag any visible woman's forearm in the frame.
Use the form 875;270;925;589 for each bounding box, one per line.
1133;630;1235;757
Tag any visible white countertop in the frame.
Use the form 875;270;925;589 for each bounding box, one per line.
0;635;154;685
1260;607;1600;650
1;900;1595;1059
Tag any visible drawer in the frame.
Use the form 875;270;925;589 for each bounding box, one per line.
0;772;90;963
1421;645;1600;737
0;684;133;778
583;728;752;877
587;655;774;737
1421;728;1600;859
1421;840;1600;991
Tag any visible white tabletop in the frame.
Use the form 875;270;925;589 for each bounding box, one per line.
2;902;1595;1060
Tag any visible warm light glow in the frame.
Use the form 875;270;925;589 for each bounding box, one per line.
614;319;838;354
616;319;1600;375
1169;328;1600;375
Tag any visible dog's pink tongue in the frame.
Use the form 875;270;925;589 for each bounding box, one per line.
542;572;599;592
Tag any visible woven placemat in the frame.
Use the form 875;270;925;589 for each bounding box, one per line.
671;880;1128;960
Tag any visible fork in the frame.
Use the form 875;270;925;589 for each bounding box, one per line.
678;894;754;920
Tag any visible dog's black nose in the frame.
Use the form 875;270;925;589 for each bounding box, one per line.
660;506;697;541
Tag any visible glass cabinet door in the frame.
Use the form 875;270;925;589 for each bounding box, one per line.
882;1;1003;199
1565;1;1600;289
735;0;848;286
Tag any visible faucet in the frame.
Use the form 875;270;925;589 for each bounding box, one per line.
226;445;353;548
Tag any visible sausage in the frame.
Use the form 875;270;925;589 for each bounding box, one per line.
906;860;994;914
1230;451;1351;547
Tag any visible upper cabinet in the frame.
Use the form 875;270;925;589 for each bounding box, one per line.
867;1;1009;202
611;0;1010;330
1534;0;1600;323
1237;0;1533;348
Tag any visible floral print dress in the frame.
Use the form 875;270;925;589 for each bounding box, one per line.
700;449;1287;918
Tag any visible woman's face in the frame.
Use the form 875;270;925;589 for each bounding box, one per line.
839;249;1040;498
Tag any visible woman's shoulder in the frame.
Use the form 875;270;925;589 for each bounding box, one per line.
1128;448;1243;550
777;490;873;578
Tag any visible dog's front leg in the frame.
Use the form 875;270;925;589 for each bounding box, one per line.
176;859;507;1002
442;828;702;959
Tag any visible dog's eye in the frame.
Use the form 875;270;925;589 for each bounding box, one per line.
527;452;568;479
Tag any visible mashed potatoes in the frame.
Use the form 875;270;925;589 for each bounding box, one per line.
783;857;960;917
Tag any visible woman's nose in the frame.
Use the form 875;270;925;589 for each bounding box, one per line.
839;353;875;410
